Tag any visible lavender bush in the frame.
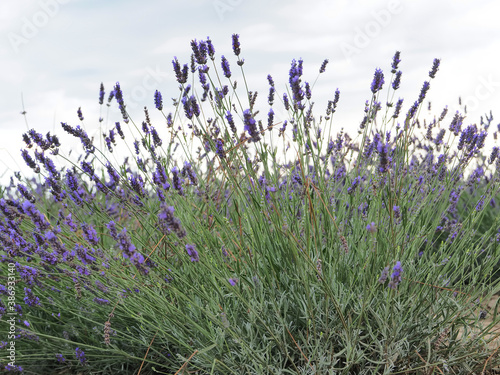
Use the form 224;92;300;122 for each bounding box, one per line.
1;35;500;374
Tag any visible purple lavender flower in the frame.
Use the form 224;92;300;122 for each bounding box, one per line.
429;58;440;79
186;244;199;262
304;81;312;100
393;205;401;219
283;93;290;111
378;267;390;284
182;161;198;186
370;68;385;94
4;365;23;372
376;141;391;173
221;55;231;78
21;149;40;173
22;201;50;232
77;107;84;121
267;108;275;129
489;146;499;164
93;297;110;305
243;109;261;143
17;184;35;203
392;71;402;90
23;287;40;307
391;51;401;73
158;204;186;238
115;122;124;139
225;111;236;134
406;100;419;120
206;37;215;59
171;166;184;195
418;81;430;104
99;83;105;105
75;244;96;265
154;90;163;110
319;59;329;73
367;222;377;234
215;139;226;159
388;261;403;289
81;223;99;246
289;59;305;106
434;129;445;146
268;86;275;106
228;278;238;286
116;228;136;259
75;347;86;365
347;176;362;195
151;126;162;147
56;354;66;363
22;133;32;148
191;39;208;65
106;221;118;241
232;33;241;56
18;265;40;286
172;57;188;84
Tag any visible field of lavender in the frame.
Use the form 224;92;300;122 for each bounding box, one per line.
1;35;500;374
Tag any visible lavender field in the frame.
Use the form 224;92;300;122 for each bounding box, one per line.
1;35;500;374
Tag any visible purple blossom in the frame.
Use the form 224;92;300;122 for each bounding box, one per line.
171;166;184;195
23;287;40;307
429;58;440;79
215;139;226;159
370;68;385;94
283;93;290;111
77;107;84;121
154;90;163;110
378;267;390;284
243;109;261;143
319;59;329;73
391;51;401;73
99;83;105;105
172;57;188;84
388;261;403;289
392;71;402;90
186;244;199;262
81;223;100;246
418;81;430;104
232;33;241;56
206;37;215;59
75;347;86;365
367;222;377;234
158;204;186;238
221;55;231;78
191;39;208;65
93;297;110;305
225;111;236;134
21;149;40;173
228;278;238;286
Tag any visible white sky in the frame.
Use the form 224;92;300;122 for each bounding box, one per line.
1;0;499;184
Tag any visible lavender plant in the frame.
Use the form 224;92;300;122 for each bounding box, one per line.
1;35;500;374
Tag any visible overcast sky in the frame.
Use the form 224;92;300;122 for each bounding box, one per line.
1;0;499;184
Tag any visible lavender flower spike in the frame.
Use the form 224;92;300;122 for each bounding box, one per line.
232;33;241;56
186;244;199;262
371;68;385;94
388;261;403;289
243;109;261;143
